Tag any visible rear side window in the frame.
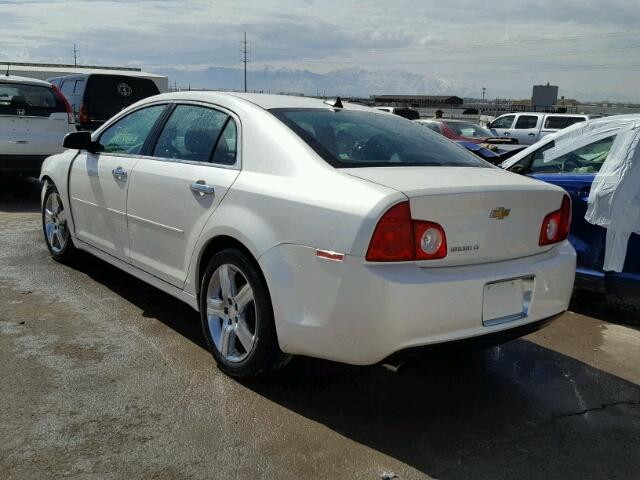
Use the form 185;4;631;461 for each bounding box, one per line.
544;116;587;129
515;115;538;129
98;105;166;155
0;82;63;117
491;115;515;129
271;108;489;168
153;105;230;163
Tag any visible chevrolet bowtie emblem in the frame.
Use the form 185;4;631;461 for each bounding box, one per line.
490;207;511;220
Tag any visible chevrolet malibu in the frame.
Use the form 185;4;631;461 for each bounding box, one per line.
40;93;576;377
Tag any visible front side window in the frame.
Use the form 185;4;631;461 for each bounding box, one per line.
515;115;539;129
530;136;614;174
271;108;489;168
153;105;230;163
98;105;166;155
491;115;515;129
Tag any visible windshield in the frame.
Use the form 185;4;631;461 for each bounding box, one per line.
444;121;492;138
271;108;490;168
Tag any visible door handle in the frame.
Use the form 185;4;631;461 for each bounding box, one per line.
191;181;215;196
503;131;510;135
112;167;127;180
528;132;536;136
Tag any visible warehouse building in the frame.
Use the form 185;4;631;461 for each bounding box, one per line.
0;62;169;92
373;95;464;108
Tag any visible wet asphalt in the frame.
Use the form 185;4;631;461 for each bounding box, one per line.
1;176;639;480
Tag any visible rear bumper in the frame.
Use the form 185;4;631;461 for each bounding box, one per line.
260;241;576;365
0;155;47;176
382;313;561;363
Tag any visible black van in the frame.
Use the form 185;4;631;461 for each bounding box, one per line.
48;74;160;131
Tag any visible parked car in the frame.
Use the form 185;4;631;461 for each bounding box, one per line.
416;119;516;145
0;75;75;176
48;73;160;131
375;106;420;120
415;119;526;164
40;92;575;377
501;116;639;298
489;112;601;145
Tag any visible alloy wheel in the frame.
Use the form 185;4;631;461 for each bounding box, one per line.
44;191;68;254
206;263;257;363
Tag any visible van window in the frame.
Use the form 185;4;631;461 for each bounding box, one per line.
73;79;85;95
515;115;538;129
61;80;75;96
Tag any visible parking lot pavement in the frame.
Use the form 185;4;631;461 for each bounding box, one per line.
1;178;639;480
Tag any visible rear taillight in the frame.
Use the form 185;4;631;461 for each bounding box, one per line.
539;195;571;246
366;201;447;262
51;85;73;124
79;103;89;126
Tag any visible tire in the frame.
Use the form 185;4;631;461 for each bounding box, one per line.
42;183;77;263
199;248;289;378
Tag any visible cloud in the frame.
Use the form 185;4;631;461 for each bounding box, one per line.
0;0;639;100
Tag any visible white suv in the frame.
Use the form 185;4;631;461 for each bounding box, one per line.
0;75;75;176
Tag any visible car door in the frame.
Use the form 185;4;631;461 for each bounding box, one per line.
489;114;515;138
509;114;541;145
126;103;241;288
68;104;167;260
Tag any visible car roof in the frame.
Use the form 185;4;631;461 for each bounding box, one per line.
148;91;380;112
0;75;52;87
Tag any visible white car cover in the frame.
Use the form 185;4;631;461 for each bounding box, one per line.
543;115;640;272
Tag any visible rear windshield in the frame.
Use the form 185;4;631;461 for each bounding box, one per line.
0;82;63;117
271;108;490;168
85;75;160;102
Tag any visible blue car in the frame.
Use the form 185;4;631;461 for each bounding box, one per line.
502;133;640;298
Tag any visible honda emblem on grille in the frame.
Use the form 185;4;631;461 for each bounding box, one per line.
490;207;511;220
16;108;26;116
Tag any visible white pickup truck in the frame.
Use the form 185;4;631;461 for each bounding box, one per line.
488;112;601;145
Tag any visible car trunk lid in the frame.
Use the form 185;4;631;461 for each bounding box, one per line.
344;166;568;266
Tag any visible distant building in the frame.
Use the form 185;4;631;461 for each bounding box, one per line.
531;83;559;109
0;62;169;92
372;95;463;108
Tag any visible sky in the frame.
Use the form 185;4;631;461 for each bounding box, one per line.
1;0;639;101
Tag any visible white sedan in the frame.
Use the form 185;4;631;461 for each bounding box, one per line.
40;92;576;377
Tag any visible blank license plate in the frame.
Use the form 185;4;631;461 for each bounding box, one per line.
482;278;527;326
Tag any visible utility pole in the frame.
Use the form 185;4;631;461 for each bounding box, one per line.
73;44;79;66
242;31;248;92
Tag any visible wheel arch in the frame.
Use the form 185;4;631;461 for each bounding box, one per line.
194;234;263;301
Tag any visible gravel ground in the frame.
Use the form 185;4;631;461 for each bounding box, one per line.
1;177;639;480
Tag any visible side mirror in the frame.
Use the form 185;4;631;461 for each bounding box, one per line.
509;164;527;175
63;131;99;152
